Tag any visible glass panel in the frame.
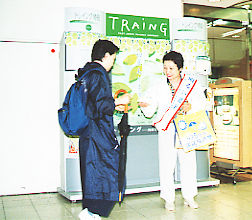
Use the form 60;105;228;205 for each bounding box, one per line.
208;26;249;80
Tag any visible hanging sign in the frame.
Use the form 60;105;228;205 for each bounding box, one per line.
171;17;207;41
106;13;170;40
64;7;105;34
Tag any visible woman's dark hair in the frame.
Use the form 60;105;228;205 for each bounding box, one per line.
91;39;119;61
163;51;184;70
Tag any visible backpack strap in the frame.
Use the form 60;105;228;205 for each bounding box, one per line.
76;67;104;83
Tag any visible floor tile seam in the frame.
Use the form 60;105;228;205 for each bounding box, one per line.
211;198;251;211
240;196;252;203
1;202;6;220
31;198;76;219
122;202;152;218
61;204;78;218
144;196;163;202
209;195;241;202
125;201;185;218
139;208;201;220
195;200;249;213
29;197;43;220
28;192;67;204
109;209;148;219
2;201;35;209
218;198;252;208
211;204;244;216
28;200;61;206
124;200;162;210
64;206;77;218
213;211;249;219
210;199;243;209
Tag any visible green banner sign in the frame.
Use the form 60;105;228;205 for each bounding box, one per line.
106;13;170;40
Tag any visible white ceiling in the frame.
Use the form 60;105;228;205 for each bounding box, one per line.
183;0;247;8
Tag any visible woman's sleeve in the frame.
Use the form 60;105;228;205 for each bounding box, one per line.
88;72;115;117
139;85;158;118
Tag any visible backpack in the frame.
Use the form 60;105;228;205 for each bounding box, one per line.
58;67;101;136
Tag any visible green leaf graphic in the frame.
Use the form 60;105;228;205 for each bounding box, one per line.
131;93;139;114
111;63;125;75
112;82;132;95
129;65;142;83
123;54;138;65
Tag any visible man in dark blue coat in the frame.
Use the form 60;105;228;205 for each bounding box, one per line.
78;39;131;220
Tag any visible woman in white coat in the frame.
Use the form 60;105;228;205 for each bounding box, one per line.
139;51;206;211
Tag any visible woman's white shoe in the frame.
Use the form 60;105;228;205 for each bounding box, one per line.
184;199;198;209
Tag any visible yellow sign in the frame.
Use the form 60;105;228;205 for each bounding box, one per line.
174;110;216;152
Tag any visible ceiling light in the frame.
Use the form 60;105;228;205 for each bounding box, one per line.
207;22;212;28
241;5;250;10
213;19;227;26
221;27;246;37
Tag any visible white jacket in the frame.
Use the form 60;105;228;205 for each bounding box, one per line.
140;75;206;128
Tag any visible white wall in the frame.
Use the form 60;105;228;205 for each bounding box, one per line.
0;0;183;195
0;0;183;42
0;42;60;195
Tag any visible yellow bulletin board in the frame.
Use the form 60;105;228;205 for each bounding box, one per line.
210;79;252;167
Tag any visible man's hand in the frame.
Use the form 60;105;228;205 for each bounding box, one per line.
115;93;131;106
115;105;132;112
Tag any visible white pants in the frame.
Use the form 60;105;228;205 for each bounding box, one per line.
158;123;198;203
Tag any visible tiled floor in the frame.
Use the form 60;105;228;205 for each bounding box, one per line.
1;181;252;220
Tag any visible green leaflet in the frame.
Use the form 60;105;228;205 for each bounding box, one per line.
129;65;142;83
112;82;132;95
123;54;138;65
112;63;125;75
149;51;156;57
131;93;139;114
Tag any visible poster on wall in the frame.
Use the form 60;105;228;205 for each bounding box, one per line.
212;87;240;160
65;32;104;70
64;7;105;33
106;13;171;127
65;137;79;158
106;13;170;40
171;17;207;41
64;8;105;70
171;18;209;89
109;36;171;126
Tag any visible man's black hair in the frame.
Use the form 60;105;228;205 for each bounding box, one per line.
91;39;119;61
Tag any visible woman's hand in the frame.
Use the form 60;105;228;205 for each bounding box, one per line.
181;102;191;113
138;102;149;107
115;93;131;106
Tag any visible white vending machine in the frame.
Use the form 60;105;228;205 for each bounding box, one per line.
170;17;218;185
58;8;106;201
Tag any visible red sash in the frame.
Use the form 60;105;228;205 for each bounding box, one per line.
153;75;197;131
